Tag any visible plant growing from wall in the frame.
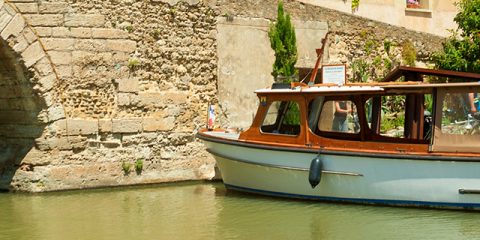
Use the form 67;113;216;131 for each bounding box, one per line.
122;161;132;174
268;0;298;83
351;0;360;12
401;40;417;66
128;57;140;70
135;158;144;173
433;0;480;78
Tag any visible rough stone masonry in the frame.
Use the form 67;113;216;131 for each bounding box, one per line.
0;0;443;192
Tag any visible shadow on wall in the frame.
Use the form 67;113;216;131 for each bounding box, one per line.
0;39;46;191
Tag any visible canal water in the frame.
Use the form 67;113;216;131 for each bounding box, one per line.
1;182;480;240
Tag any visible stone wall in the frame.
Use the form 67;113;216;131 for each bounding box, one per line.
0;0;446;192
0;0;218;192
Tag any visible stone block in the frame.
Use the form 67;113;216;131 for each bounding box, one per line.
22;27;36;43
55;65;72;79
71;27;91;38
98;119;112;133
112;119;142;133
47;104;65;122
67;119;98;135
1;13;25;39
34;27;51;37
0;110;37;124
106;39;136;52
34;57;54;75
42;38;74;51
39;2;67;13
37;73;56;92
48;51;71;65
116;78;139;93
138;92;162;107
3;3;16;15
92;28;128;39
51;27;71;37
0;124;43;138
117;93;131;106
65;14;105;27
143;117;175;132
74;39;106;51
21;149;50;166
12;35;28;52
24;14;63;27
0;12;13;32
164;91;189;103
21;41;45;67
48;119;67;135
14;3;38;13
36;136;86;151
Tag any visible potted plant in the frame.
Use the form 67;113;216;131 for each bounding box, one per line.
406;0;420;8
268;0;298;85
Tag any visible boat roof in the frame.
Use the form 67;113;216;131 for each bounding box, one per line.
256;66;480;94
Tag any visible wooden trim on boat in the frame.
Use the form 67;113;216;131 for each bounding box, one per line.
197;131;480;162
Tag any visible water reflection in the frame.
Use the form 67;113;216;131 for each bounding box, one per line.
1;182;480;240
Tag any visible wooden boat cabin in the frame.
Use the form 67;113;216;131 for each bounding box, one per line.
239;66;480;157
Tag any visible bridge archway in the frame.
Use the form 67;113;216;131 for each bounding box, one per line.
0;2;65;191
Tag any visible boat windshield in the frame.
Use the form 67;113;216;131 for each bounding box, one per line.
261;101;301;136
432;87;480;153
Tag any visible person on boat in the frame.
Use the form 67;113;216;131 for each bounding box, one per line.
332;101;352;132
465;93;480;120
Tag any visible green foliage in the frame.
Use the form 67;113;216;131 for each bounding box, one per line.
433;0;480;78
268;1;298;83
383;40;392;56
424;94;434;113
128;58;140;70
151;29;161;39
284;102;300;125
124;25;134;33
135;158;144;173
351;59;369;83
454;0;480;37
401;40;416;66
352;0;360;11
364;39;376;55
381;114;405;134
122;161;131;174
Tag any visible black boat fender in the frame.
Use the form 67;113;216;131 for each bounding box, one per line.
308;157;323;188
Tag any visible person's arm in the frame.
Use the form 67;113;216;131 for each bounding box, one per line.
469;93;477;113
335;101;351;114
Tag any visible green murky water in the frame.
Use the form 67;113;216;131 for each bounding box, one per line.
1;182;480;240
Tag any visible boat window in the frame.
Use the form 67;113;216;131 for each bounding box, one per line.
261;101;300;135
440;92;480;135
316;100;360;134
366;96;406;138
365;94;431;142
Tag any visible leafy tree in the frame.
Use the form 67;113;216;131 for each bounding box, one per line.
268;1;298;82
434;0;480;76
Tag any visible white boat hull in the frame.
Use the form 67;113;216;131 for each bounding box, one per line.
204;139;480;210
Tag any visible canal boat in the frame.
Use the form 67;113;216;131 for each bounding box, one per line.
197;66;480;210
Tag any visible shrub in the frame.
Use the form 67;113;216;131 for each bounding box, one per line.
268;1;298;82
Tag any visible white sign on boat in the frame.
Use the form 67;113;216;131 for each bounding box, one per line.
322;64;346;85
